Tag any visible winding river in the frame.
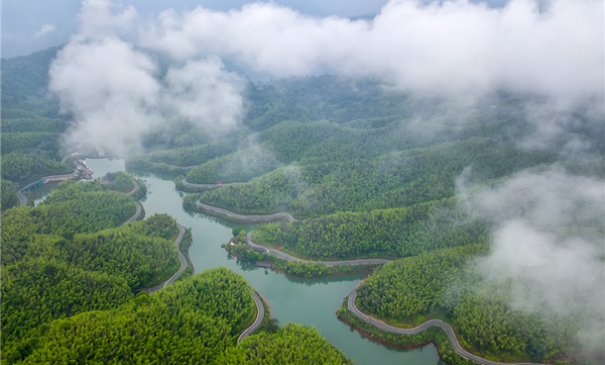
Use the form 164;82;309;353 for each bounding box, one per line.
30;158;443;365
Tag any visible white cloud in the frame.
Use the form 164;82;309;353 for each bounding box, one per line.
34;23;56;38
140;0;603;101
49;37;162;155
163;57;245;134
457;167;605;350
49;0;245;155
49;0;603;156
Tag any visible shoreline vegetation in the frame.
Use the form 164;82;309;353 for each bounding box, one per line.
1;164;281;363
4;50;602;365
226;243;381;278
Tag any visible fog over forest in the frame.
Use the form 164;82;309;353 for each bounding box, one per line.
5;0;604;361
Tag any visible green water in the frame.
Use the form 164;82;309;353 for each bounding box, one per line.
31;184;55;206
82;158;444;365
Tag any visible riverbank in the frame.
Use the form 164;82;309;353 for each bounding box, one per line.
84;157;444;365
228;245;380;278
339;291;555;365
185;198;299;224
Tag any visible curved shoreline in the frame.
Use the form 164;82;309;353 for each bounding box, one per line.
18;169;80;206
195;200;299;223
237;291;265;344
151;161;199;170
18;154;121;207
181;178;229;189
125;179;139;195
246;232;391;266
346;291;550;365
142;224;189;293
121;202;143;226
17;155;267;350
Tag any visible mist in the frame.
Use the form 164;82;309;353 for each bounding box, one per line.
49;0;603;155
140;0;603;101
457;167;605;352
48;1;603;347
49;0;245;155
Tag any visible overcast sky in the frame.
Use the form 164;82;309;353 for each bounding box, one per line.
2;0;509;58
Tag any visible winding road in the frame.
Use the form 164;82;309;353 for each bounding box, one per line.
237;291;265;344
126;179;139;195
18;153;121;206
121;202;143;226
18;169;81;206
17;190;28;206
195;200;299;223
12;159;271;342
195;200;549;364
139;224;265;344
151;162;199;170
347;291;549;365
246;232;391;266
181;178;229;189
143;224;189;293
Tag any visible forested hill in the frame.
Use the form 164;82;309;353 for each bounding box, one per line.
2;47;603;365
2;175;351;364
131;70;602;364
1;46;71;204
1;48;353;364
1;46;61;118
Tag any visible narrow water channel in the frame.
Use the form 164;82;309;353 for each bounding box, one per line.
38;158;444;365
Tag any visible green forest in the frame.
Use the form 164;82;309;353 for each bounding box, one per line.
2;46;604;365
1;165;349;364
138;75;601;365
250;198;489;260
6;267;350;365
1;180;180;349
353;244;586;362
1;47;71;191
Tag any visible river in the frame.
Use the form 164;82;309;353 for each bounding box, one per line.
33;158;443;365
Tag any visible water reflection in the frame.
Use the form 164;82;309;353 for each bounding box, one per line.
30;184;55;206
283;270;369;286
85;158;442;365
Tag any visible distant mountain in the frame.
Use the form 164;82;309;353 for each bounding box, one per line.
1;46;62;117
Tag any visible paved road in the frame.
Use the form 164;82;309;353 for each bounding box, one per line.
237;291;265;344
150;162;199;170
136;224;265;344
181;178;228;189
17;191;28;206
143;225;188;293
18;154;112;206
121;202;143;226
347;291;549;365
18;169;81;206
126;179;139;195
246;232;391;266
196;201;299;223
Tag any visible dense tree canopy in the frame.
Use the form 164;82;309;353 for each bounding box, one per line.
1;179;181;353
216;323;352;365
355;245;586;362
4;48;603;365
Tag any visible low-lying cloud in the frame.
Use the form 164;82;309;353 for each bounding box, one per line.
50;0;244;155
457;167;605;351
141;0;603;101
50;0;603;155
163;57;245;134
34;24;56;39
50;37;161;155
47;0;603;353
